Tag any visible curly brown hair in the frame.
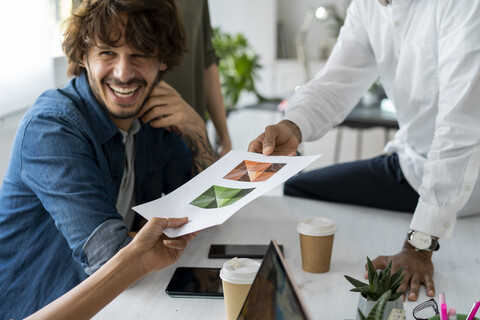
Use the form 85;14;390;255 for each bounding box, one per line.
62;0;186;76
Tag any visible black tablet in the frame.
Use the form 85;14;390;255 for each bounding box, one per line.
165;267;224;299
237;240;312;319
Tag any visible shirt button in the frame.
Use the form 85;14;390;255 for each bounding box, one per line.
465;185;472;192
394;21;401;28
444;222;451;229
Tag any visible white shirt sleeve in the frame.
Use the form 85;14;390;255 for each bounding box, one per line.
284;0;378;142
410;0;480;239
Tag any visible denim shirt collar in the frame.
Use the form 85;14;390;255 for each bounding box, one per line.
70;72;120;145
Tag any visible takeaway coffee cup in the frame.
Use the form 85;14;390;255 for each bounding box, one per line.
297;217;336;273
220;257;260;320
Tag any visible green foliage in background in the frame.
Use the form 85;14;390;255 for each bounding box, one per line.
212;27;266;109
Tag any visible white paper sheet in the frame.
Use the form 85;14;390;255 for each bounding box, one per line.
132;150;321;237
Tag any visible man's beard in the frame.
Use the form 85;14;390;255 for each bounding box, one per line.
85;68;162;120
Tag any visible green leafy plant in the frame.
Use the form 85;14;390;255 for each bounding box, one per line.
212;27;276;110
358;290;392;320
344;257;405;302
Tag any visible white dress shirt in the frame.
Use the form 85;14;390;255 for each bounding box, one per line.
284;0;480;239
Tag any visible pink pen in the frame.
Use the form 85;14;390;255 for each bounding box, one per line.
467;300;480;320
440;292;448;320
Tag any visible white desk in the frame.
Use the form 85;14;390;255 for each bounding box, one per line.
94;196;480;320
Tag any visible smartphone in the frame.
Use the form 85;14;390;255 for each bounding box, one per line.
208;244;284;259
165;267;223;299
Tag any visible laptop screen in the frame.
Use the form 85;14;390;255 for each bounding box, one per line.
237;240;312;320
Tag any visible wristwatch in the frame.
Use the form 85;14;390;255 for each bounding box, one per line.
407;230;440;251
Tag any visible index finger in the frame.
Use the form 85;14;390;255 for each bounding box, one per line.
248;133;265;154
155;80;179;94
137;87;172;118
157;80;173;90
262;125;279;155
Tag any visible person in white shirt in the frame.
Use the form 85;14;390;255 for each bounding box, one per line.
249;0;480;301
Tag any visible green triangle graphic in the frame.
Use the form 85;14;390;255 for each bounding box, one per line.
190;195;215;208
190;185;255;209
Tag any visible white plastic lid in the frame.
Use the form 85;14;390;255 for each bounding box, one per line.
219;257;261;284
296;217;336;236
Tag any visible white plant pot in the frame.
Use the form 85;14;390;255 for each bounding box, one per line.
356;294;403;320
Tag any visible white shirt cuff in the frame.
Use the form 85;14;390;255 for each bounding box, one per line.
410;200;457;240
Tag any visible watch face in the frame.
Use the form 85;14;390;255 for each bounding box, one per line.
412;232;432;250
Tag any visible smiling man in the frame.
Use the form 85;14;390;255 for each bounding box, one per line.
0;0;215;318
82;43;167;127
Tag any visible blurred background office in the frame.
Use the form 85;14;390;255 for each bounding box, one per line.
0;0;394;188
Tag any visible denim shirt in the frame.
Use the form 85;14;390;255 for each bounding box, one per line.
0;73;191;319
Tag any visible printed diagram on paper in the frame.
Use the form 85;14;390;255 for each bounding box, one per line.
224;160;286;182
133;150;320;237
190;185;255;209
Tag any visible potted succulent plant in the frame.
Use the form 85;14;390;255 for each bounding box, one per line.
345;257;405;320
358;290;393;320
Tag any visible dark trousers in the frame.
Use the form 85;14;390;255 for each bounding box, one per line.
284;154;419;212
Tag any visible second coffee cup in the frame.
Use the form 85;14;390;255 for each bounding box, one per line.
297;217;336;273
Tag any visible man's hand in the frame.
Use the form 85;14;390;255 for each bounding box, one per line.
248;120;302;156
368;240;435;301
138;81;206;137
130;217;197;274
139;81;215;175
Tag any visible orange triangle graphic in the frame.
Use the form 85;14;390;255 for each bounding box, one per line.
254;172;275;182
248;170;263;181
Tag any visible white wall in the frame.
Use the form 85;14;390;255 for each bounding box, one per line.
0;0;55;117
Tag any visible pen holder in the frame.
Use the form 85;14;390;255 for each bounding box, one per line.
429;315;479;320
